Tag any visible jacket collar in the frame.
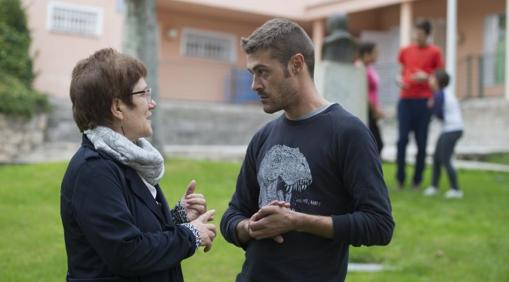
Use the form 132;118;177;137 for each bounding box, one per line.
82;134;171;225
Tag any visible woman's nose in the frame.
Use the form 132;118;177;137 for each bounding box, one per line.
149;99;157;109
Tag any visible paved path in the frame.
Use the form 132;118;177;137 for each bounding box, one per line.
17;141;509;173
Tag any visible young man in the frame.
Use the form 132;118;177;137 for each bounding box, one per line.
220;18;394;282
396;19;444;190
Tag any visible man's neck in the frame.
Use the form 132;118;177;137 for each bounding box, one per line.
284;84;329;120
417;41;429;48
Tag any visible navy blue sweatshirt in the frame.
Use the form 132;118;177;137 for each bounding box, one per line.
221;104;394;282
432;89;445;120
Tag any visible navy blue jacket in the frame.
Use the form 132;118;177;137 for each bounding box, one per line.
61;135;196;282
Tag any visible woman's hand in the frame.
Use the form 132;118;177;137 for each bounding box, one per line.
181;180;206;221
190;210;217;252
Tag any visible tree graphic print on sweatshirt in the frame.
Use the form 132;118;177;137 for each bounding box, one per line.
257;145;313;208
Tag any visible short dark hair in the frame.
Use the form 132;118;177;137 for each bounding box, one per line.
70;48;147;132
241;18;315;78
358;42;376;58
415;19;432;35
434;69;450;89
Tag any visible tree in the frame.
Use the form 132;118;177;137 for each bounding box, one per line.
0;0;48;117
123;0;165;154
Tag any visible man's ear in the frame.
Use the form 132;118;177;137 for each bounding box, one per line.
290;53;305;75
111;98;124;120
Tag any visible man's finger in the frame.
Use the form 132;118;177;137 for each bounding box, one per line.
250;229;276;240
251;206;278;222
248;217;268;231
185;180;196;196
273;235;284;244
267;200;290;208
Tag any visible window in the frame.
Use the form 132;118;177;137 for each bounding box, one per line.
47;1;103;37
181;28;236;63
483;13;506;85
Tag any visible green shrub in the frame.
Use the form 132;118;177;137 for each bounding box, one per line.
0;0;34;87
0;73;49;118
0;0;48;117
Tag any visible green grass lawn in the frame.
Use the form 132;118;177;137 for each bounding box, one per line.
458;152;509;166
483;153;509;165
0;159;508;281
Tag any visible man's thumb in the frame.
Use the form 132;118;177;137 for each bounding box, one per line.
185;180;196;196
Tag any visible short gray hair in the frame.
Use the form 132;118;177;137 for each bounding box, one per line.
241;18;315;78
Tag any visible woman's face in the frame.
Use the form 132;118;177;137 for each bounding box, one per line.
120;78;156;141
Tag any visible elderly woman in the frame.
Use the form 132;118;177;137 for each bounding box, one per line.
61;48;216;282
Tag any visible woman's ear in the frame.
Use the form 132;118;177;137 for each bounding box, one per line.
111;98;124;120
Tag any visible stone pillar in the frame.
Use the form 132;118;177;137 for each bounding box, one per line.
315;13;367;124
400;1;413;47
312;19;325;64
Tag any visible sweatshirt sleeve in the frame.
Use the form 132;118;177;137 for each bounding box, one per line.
331;118;395;246
72;160;197;277
220;138;261;249
432;90;445;120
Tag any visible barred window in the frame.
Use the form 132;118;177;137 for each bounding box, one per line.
181;28;236;62
47;1;103;37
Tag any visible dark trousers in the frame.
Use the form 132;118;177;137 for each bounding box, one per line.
432;130;463;190
396;99;431;186
368;107;384;155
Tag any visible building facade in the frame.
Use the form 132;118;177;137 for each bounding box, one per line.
23;0;507;105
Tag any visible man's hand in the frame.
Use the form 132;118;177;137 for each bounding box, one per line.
181;180;206;221
190;209;216;252
411;70;429;82
248;204;295;243
235;201;291;244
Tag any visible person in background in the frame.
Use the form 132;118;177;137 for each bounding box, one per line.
396;19;444;190
423;70;464;199
359;41;384;154
61;48;216;282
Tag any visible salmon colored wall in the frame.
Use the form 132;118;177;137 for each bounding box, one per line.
455;0;504;97
157;8;268;102
23;0;505;101
22;0;124;99
457;0;505;58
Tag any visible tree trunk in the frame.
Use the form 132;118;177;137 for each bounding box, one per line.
123;0;165;155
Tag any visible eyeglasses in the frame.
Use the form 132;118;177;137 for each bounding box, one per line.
131;88;152;103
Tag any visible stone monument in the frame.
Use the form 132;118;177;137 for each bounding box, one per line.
315;13;368;123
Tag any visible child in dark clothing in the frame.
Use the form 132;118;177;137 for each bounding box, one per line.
423;70;464;199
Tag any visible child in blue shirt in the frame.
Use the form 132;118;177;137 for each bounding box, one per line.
423;70;464;198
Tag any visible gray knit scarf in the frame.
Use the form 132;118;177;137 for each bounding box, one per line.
85;126;164;186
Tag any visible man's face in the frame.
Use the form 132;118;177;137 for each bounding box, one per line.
246;49;297;114
414;28;428;46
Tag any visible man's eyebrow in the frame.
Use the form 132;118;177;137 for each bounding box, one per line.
248;64;268;73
